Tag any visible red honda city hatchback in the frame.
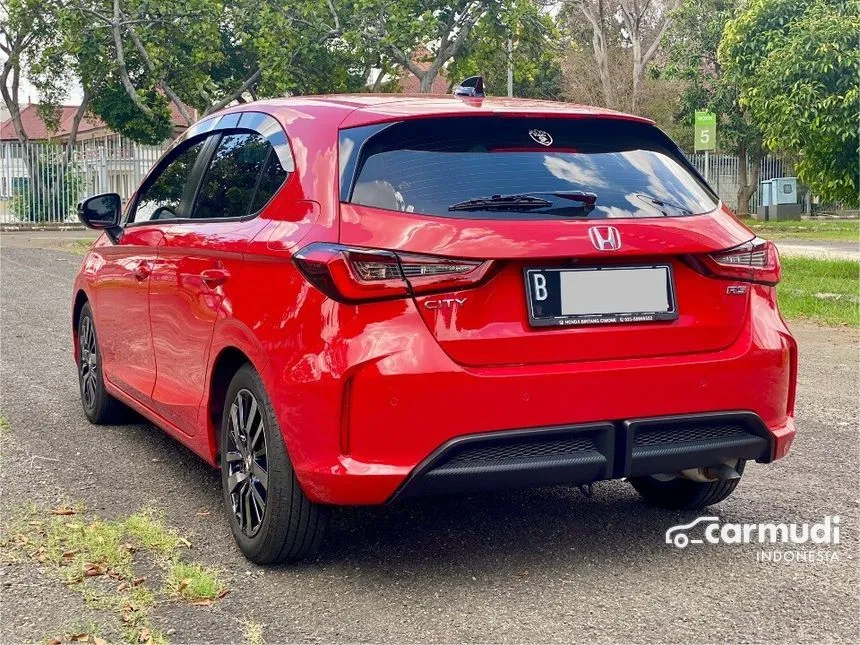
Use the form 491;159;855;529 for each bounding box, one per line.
73;95;797;563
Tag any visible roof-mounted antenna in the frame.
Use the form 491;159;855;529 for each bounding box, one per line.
453;76;485;98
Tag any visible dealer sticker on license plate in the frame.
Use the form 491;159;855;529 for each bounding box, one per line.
524;265;678;327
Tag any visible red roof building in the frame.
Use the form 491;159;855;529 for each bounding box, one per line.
0;102;195;142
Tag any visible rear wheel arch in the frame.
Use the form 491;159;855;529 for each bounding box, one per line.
208;346;253;461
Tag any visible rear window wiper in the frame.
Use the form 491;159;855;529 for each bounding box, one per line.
634;193;693;216
448;193;553;212
447;191;598;213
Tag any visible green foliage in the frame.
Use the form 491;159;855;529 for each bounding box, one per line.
720;0;860;205
90;83;173;144
663;0;763;156
448;0;563;99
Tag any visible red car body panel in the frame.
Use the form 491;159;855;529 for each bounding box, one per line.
72;95;797;506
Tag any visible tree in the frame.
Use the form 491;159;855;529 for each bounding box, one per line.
720;0;860;205
28;0;364;144
448;0;563;99
352;0;492;93
663;0;766;214
1;0;93;222
566;0;681;112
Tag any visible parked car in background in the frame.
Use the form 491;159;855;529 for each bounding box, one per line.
72;94;797;563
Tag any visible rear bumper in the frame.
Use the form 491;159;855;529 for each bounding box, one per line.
265;286;797;506
388;411;784;502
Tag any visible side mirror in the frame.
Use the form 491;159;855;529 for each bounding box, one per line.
77;193;122;229
78;193;124;242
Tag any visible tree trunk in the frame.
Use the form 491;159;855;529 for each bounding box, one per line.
736;145;761;216
418;70;436;93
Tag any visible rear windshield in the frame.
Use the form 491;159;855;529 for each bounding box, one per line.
340;117;718;219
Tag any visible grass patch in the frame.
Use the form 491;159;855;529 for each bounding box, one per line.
45;620;108;645
745;218;860;242
166;561;221;602
0;415;10;433
1;504;225;644
779;257;860;327
61;238;96;255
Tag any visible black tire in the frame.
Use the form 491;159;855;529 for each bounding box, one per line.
77;303;126;424
629;460;746;510
220;364;328;564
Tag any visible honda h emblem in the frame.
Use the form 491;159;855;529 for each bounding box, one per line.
588;226;622;251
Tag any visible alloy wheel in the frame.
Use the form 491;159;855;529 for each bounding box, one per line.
79;316;98;410
226;389;269;537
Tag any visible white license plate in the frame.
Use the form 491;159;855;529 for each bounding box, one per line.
524;265;678;327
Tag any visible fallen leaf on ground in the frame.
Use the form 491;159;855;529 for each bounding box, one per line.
116;581;129;592
62;549;80;559
131;576;146;586
47;638;62;645
138;627;151;643
69;633;89;642
177;578;191;593
216;588;230;599
50;508;77;516
92;637;108;645
191;599;213;607
178;537;192;547
84;564;106;577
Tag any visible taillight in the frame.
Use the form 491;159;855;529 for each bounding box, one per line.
701;237;781;285
293;243;493;303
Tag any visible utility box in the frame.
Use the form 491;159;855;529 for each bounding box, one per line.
755;177;801;221
773;177;798;204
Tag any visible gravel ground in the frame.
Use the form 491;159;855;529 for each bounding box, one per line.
1;241;858;644
775;239;859;261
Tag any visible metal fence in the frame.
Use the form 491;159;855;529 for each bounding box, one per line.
0;136;167;226
0;138;808;226
687;153;792;212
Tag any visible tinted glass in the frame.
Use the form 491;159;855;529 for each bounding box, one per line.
249;152;288;213
193;132;272;219
133;140;205;222
346;117;718;219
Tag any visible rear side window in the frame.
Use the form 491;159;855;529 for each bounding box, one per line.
133;140;205;222
193;132;281;219
342;117;718;219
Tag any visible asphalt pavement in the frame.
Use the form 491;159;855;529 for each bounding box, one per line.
1;239;858;643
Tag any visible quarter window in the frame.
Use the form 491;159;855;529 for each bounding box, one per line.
249;152;288;213
192;132;277;219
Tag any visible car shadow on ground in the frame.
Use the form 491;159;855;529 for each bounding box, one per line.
107;416;736;575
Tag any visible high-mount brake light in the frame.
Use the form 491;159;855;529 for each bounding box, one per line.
703;236;781;285
293;243;492;303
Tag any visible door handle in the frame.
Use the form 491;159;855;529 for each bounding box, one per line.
201;268;230;288
133;262;151;281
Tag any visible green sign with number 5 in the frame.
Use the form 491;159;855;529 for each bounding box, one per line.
694;111;716;151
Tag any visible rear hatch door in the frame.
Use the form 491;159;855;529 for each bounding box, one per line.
338;115;754;367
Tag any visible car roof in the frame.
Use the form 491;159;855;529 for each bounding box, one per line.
218;94;655;129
